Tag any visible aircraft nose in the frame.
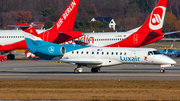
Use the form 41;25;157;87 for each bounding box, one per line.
165;56;176;65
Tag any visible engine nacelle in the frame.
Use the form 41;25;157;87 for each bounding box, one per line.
36;45;66;56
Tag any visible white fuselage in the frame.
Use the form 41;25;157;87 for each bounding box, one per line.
0;30;45;46
60;47;176;68
62;32;133;46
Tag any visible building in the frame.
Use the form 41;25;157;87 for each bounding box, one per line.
91;17;116;30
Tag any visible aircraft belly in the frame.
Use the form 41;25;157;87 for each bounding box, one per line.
100;59;122;67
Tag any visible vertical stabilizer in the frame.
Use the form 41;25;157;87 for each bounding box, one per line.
137;0;168;33
51;0;80;31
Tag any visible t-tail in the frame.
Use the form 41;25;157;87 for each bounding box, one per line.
51;0;80;31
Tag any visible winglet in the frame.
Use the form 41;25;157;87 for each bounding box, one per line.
51;0;80;31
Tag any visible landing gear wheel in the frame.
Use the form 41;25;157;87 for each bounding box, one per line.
91;68;98;73
7;54;15;60
74;68;83;74
160;68;165;73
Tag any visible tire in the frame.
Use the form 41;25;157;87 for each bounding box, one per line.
7;54;15;60
160;69;165;73
74;68;80;74
91;68;98;73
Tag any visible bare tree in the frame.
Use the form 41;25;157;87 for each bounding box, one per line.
17;11;32;23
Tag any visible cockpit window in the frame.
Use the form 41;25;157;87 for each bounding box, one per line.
153;51;161;55
148;51;161;55
148;51;153;55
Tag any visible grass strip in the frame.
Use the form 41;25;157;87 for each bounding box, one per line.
0;80;180;100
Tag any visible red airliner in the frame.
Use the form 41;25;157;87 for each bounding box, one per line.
2;0;82;59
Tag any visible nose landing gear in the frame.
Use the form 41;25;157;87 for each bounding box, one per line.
160;67;165;73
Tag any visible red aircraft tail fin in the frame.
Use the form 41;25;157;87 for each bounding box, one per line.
15;24;40;38
137;0;168;33
51;0;80;31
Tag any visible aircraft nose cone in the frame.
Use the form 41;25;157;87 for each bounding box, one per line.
170;59;176;65
166;56;176;65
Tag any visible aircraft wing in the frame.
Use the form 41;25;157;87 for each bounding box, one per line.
61;60;102;65
34;59;102;65
74;40;96;46
164;31;180;35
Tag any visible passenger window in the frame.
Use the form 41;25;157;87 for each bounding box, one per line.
97;52;99;55
87;52;88;54
81;51;83;54
77;51;79;54
112;52;114;55
120;52;122;55
92;52;94;54
116;52;118;55
72;51;74;54
102;52;104;55
124;52;126;55
107;52;109;55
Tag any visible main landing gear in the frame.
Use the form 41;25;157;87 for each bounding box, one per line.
74;65;84;74
74;68;83;74
91;67;100;73
74;65;101;74
7;54;15;60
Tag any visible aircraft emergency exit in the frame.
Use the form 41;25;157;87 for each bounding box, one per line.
23;24;176;74
1;0;82;59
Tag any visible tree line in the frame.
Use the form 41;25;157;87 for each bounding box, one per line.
0;0;180;37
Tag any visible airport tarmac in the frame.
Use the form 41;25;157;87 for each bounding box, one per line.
0;54;180;81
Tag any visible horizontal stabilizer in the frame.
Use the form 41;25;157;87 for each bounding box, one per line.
4;24;38;28
164;31;180;35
